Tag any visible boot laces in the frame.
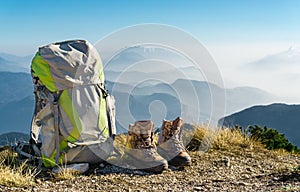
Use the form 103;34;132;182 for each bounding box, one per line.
169;136;186;152
165;125;184;148
139;135;159;159
139;134;152;147
143;147;158;159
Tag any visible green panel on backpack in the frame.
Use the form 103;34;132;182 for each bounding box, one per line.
99;96;109;138
31;52;57;92
59;90;83;143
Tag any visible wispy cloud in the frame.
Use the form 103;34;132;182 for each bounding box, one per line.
240;45;300;101
247;45;300;71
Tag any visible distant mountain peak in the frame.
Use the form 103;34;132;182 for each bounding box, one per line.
288;45;300;52
247;45;300;70
287;45;300;56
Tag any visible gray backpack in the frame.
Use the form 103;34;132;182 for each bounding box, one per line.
26;40;116;167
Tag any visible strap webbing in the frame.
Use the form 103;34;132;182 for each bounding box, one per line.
53;91;62;165
53;102;60;165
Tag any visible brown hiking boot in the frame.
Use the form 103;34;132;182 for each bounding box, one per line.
157;117;191;167
126;120;168;173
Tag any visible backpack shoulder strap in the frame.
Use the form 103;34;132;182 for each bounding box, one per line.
96;83;116;139
30;77;63;144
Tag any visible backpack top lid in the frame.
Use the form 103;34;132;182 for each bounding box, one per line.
31;40;104;91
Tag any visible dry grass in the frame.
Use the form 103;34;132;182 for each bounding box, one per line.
184;125;291;156
0;125;297;189
52;167;79;180
213;127;255;149
0;148;36;187
113;133;127;156
184;125;214;152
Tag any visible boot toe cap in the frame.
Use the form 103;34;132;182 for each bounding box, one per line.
169;152;191;167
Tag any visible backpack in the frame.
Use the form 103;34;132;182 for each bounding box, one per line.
28;40;116;167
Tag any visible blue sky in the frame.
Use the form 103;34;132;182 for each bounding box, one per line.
1;0;300;100
0;0;299;54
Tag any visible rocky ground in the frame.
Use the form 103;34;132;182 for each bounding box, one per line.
1;145;299;192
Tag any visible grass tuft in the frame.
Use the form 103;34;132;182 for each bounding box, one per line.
184;125;214;152
185;125;272;153
0;148;36;187
213;128;255;150
52;167;79;180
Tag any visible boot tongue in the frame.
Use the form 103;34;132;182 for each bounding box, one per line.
166;125;180;137
137;121;153;134
135;120;154;148
161;118;183;142
141;134;152;147
170;126;180;135
138;121;153;143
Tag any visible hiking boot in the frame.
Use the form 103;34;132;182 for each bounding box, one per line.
126;120;168;173
157;117;191;167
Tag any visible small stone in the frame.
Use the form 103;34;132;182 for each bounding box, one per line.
256;164;262;169
273;177;279;181
194;186;203;191
238;182;249;186
253;183;260;187
36;179;42;184
246;167;254;172
223;157;230;167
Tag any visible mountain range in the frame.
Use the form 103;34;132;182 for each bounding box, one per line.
0;50;292;142
219;103;300;147
0;53;32;73
0;132;29;146
0;71;279;135
0;72;33;104
107;79;278;132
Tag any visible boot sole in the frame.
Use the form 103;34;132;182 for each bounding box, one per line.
168;156;192;167
126;153;168;173
142;163;168;173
